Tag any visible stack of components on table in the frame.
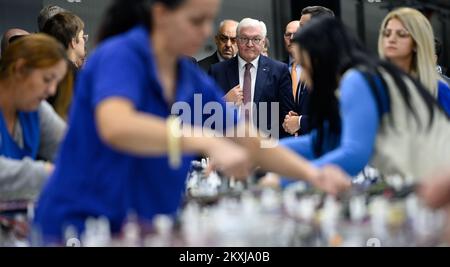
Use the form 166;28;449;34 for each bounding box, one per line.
0;201;33;247
185;159;249;203
0;163;447;247
180;163;446;247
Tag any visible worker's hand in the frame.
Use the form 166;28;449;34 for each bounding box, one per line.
206;138;251;180
44;162;55;174
418;171;450;209
311;165;352;196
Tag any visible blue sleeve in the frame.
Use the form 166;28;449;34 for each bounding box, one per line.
311;70;379;176
281;134;315;160
437;80;450;117
281;70;379;188
91;44;146;108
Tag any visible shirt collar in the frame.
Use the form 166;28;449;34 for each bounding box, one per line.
289;55;295;66
238;54;259;71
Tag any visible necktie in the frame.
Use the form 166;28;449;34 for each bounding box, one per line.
243;63;252;121
291;62;298;99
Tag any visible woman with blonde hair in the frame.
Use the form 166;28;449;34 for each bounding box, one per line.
0;34;68;200
378;7;450;115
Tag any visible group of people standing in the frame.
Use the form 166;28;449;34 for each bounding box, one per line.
0;0;449;243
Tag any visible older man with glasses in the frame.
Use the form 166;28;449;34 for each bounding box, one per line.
198;19;238;73
209;18;295;139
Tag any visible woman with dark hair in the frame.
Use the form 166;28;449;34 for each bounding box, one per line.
280;17;450;185
34;0;350;242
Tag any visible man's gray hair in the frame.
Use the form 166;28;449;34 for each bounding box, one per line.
217;19;238;35
236;18;267;37
218;19;238;29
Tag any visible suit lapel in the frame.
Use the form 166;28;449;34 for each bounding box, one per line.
226;57;240;92
209;52;220;66
297;82;308;108
254;56;270;103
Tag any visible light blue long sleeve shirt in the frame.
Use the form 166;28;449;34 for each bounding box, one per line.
280;70;384;186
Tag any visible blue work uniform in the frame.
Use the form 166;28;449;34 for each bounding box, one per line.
0;112;40;159
34;25;236;241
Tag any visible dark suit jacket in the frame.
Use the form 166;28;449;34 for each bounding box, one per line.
294;81;311;135
209;55;295;138
198;52;220;73
281;58;311;135
284;57;311;135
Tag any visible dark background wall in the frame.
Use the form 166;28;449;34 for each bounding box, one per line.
1;0;449;73
0;0;42;33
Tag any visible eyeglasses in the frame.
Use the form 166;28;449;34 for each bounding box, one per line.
237;36;263;45
381;29;410;39
82;34;89;43
217;34;236;44
284;32;296;39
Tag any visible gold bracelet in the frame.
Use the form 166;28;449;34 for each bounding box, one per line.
167;116;182;169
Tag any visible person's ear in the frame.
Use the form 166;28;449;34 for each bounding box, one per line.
70;37;78;49
214;34;220;47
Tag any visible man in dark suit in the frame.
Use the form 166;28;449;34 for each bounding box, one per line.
283;6;335;136
281;20;312;136
283;81;311;136
283;20;300;89
210;18;295;139
198;20;238;73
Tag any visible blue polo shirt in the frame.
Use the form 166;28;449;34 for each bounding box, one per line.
0;112;40;160
34;25;236;241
